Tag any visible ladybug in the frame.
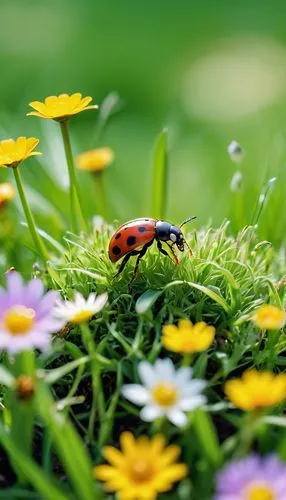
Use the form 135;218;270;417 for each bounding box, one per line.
108;216;196;277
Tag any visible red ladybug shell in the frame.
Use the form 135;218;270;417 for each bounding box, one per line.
108;218;157;263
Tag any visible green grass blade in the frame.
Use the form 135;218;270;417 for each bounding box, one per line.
151;128;168;219
165;280;231;312
135;289;162;314
251;176;276;227
192;409;223;467
0;423;68;500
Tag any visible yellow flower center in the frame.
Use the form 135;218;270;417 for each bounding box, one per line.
71;309;93;324
152;383;178;406
4;306;35;335
246;484;275;500
130;460;154;483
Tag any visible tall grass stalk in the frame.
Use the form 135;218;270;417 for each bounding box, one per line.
151;128;168;219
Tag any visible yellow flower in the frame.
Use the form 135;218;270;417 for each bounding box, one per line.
225;369;286;411
0;137;41;168
252;304;286;330
162;319;215;354
0;182;15;208
27;93;98;122
94;432;188;500
76;147;114;173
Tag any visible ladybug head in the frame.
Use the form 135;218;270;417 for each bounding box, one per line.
169;225;185;251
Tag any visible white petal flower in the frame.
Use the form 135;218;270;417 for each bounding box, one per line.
53;291;108;324
122;358;207;428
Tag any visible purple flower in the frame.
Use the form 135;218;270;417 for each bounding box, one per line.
0;272;65;353
215;454;286;500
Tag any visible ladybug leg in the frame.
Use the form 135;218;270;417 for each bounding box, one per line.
166;242;180;265
114;250;141;278
157;241;179;265
130;241;153;282
157;240;176;264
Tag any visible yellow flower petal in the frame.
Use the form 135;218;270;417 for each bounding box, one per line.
153;463;189;490
95;433;188;499
157;445;181;467
225;369;286;411
162;319;215;354
120;432;137;456
94;465;117;480
162;324;179;336
28;93;98;121
150;434;166;455
0;137;41;168
103;446;126;469
76;147;114;172
45;95;58;107
253;304;286;330
178;319;193;331
0;182;15;206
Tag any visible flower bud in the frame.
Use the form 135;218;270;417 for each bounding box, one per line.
227;140;244;164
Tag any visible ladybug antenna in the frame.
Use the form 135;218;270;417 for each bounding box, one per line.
179;216;197;229
179;216;196;256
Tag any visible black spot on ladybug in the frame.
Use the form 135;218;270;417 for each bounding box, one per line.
127;235;136;246
115;232;121;240
138;226;146;233
112;245;121;255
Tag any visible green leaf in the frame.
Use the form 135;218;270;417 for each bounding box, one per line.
21;222;65;254
9;350;36;483
261;416;286;427
164;280;231;313
135;289;162;314
192;409;223;467
151;128;168;219
0;423;68;500
56;267;107;283
40;353;114;385
0;365;14;387
35;382;95;500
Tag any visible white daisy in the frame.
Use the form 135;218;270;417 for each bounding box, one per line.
122;358;207;427
53;291;108;324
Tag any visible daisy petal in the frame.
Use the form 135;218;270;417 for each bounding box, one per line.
6;272;24;304
155;358;175;381
138;361;156;388
140;405;164;422
122;385;150;405
178;395;206;411
92;293;108;313
167;408;188;427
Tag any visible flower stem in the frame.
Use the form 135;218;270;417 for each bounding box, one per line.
266;329;280;369
9;350;36;484
182;353;193;367
60;121;87;233
236;412;259;458
80;323;104;441
93;171;107;220
13;167;49;262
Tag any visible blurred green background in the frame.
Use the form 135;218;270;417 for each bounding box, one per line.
0;0;286;272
